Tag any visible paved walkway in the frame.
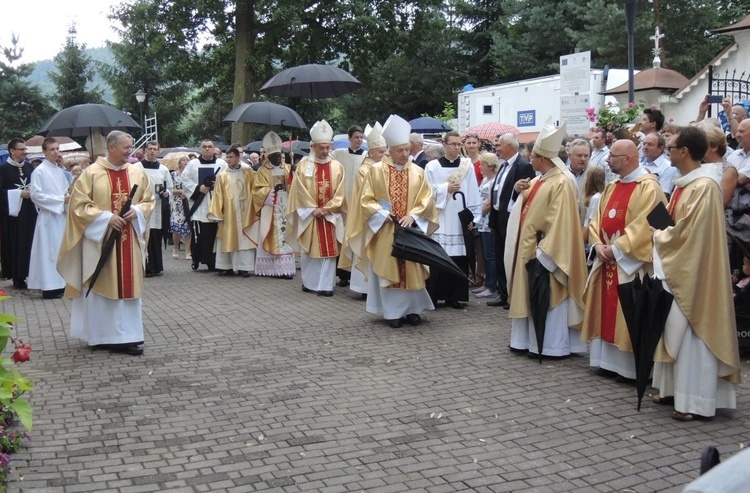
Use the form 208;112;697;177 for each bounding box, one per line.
5;254;750;492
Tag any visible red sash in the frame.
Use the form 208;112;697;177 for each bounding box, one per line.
107;168;135;299
667;186;683;220
388;166;409;289
598;181;637;343
315;162;337;257
510;179;544;287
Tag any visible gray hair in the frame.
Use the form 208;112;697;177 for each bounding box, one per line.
569;138;591;151
106;130;131;146
498;133;519;150
424;143;444;160
409;133;424;147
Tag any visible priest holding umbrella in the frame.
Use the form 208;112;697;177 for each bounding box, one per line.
360;115;438;328
57;131;155;356
505;119;587;359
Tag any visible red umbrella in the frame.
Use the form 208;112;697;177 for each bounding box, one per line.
464;122;520;140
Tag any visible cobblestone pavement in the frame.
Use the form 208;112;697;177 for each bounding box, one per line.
4;253;750;493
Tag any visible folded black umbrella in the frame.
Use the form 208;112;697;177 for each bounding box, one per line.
86;185;139;297
453;191;476;278
526;255;550;364
617;273;674;411
391;222;467;280
160;182;171;249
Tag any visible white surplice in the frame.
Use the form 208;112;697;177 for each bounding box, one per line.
28;160;68;291
133;162;173;229
424;157;482;256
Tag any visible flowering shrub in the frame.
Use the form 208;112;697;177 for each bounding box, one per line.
586;102;645;134
0;289;33;488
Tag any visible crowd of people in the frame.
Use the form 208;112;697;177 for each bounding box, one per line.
0;95;746;421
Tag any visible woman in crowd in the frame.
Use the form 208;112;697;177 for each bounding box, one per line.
581;166;605;250
169;154;192;259
474;151;499;299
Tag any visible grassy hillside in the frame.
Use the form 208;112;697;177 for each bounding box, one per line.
27;46;115;104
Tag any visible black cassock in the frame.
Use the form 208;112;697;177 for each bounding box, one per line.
0;161;38;286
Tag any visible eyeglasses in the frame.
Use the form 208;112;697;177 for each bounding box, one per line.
667;145;683;152
608;153;627;159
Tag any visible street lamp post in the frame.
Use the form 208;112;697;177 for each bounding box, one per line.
624;0;637;105
135;90;147;136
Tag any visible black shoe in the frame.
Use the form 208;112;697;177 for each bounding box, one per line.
319;290;334;297
218;269;235;276
12;280;27;290
487;298;507;307
302;286;317;294
42;289;64;299
153;272;163;277
387;318;403;328
595;368;617;378
615;375;636;385
281;274;294;280
100;344;143;356
405;314;421;326
237;271;251;278
337;279;350;287
508;346;527;355
360;293;367;301
447;300;464;309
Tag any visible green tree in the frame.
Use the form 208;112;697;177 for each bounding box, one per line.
49;24;103;109
0;35;53;141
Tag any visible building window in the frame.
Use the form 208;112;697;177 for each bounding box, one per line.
483;105;492;114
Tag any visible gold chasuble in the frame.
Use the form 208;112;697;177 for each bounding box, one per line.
58;158;155;299
341;155;393;271
249;163;294;255
507;166;587;325
360;160;437;290
209;166;255;253
653;174;741;383
581;174;666;350
286;157;345;258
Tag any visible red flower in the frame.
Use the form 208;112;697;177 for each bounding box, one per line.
11;343;31;363
0;289;6;297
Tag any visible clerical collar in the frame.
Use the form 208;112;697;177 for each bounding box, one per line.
619;166;646;183
105;158;125;171
141;159;160;169
6;157;24;168
393;163;405;171
349;148;364;155
198;156;217;164
228;164;242;171
438;156;461;168
314;156;329;164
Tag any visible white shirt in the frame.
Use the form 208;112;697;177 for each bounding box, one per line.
640;154;678;194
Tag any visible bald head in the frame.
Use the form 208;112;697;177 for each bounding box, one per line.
736;118;750;152
608;139;639;177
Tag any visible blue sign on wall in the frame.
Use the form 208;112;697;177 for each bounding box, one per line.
517;110;536;127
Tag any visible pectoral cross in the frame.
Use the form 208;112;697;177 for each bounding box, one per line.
650;27;665;68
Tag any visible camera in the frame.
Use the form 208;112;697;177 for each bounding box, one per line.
707;95;723;104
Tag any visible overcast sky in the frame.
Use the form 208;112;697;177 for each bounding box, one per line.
3;0;122;63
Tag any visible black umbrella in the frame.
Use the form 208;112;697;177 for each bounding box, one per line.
244;141;263;153
525;231;550;363
158;147;198;158
260;64;361;99
36;103;141;141
86;185;139;297
391;222;467;280
453;191;477;278
223;102;307;129
617;273;674;411
409;117;453;134
159;182;171;248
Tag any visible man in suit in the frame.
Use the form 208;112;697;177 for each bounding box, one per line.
410;133;429;169
487;133;535;308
